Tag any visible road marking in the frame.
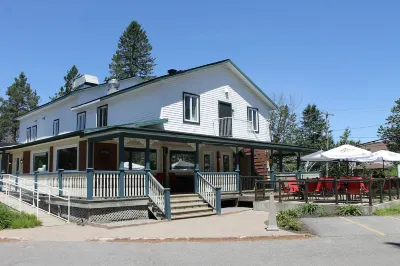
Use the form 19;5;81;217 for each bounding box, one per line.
339;217;385;236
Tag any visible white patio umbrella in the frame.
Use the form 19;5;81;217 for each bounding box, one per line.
357;150;400;171
301;150;334;162
321;144;372;161
124;162;145;170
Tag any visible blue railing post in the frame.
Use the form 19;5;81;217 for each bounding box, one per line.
15;171;19;192
194;143;200;193
145;139;150;196
119;168;125;198
34;171;39;192
235;147;240;192
194;172;199;193
164;188;171;220
297;170;302;180
216;187;222;215
269;168;275;190
58;169;64;197
87;168;94;200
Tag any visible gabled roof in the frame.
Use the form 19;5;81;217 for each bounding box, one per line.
71;59;278;110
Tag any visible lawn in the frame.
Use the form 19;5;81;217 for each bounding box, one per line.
0;204;42;229
373;206;400;216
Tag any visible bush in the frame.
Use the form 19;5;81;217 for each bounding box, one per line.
276;209;302;231
0;204;42;229
336;205;363;216
299;203;319;216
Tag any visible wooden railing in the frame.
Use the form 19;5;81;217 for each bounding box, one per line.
93;171;119;198
125;171;146;197
148;172;171;219
197;173;221;215
199;172;238;192
62;171;87;198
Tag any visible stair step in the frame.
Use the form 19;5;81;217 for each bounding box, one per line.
171;206;213;215
170;198;203;203
170;194;199;198
171;202;208;209
171;210;215;220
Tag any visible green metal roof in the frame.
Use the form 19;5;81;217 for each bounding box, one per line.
83;119;168;134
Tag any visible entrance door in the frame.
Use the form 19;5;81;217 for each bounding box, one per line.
218;101;232;137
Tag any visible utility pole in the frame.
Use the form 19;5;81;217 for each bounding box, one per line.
323;111;334;176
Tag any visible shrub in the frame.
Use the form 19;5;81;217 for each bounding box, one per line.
336;205;363;216
0;204;42;229
276;211;302;231
299;203;319;216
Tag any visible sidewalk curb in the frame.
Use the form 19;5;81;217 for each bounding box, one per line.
89;234;313;243
0;237;26;242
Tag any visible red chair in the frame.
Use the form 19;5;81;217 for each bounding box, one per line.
155;173;165;185
287;178;300;199
347;181;362;201
305;181;317;200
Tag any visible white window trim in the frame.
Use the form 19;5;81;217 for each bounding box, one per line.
31;149;50;173
77;112;86;130
183;93;200;123
248;108;259;132
54;144;79;171
53;119;60;136
97;105;108;127
26;127;31;143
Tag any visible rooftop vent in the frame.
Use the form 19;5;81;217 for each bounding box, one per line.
72;74;99;90
107;78;120;94
168;69;178;75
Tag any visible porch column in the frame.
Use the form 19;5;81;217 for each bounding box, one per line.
145;139;150;196
278;150;283;172
296;152;301;171
235;147;240;192
1;150;5;173
250;148;255;176
270;149;274;170
118;135;125;197
194;143;200;193
87;140;94;168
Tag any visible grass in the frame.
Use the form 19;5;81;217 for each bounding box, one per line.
336;205;363;216
276;203;328;231
0;204;42;230
373;206;400;216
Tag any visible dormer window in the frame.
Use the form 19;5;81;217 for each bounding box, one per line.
183;92;200;124
97;105;108;127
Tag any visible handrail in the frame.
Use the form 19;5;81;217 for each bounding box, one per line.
6;174;70;197
197;173;221;215
148;172;170;219
2;174;70;222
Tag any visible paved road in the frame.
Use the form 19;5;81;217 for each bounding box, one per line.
0;235;400;266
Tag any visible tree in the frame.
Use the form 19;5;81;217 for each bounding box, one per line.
50;65;80;100
295;104;330;149
108;20;156;80
378;99;400;152
269;94;298;144
0;72;40;142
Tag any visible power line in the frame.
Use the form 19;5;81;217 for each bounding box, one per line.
331;124;382;132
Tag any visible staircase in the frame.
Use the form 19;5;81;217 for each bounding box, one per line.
243;149;269;178
149;194;215;220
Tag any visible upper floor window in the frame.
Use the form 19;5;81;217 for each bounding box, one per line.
32;125;37;141
26;127;31;142
183;92;199;124
247;107;259;133
53;119;59;136
97;105;108;127
77;112;86;131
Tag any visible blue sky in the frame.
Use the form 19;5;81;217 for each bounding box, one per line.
1;0;399;142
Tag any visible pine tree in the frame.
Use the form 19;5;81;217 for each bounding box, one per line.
378;99;400;152
108;21;156;80
50;65;80;100
0;72;40;142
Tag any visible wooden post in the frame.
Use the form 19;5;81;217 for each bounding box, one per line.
334;177;338;205
304;178;309;203
145;139;150;196
87;141;94;168
118;135;125;198
296;152;301;171
194;143;200;193
164;188;171;220
389;178;392;201
87;168;94;200
278;179;282;203
379;178;383;203
250;148;255;176
216;187;222;215
58;169;64;197
278;151;283;172
235;147;240;192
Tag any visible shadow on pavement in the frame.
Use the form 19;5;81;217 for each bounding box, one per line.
385;242;400;248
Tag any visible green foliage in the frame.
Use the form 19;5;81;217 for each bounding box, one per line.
270;94;298;145
373;206;400;216
50;65;80;100
0;72;40;142
299;203;319;215
378;99;400;152
336;205;363;216
276;210;302;231
0;204;42;229
109;20;156;80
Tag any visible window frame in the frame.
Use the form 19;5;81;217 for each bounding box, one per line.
31;125;37;141
55;144;78;171
124;148;158;171
53;119;60;136
26;127;31;142
76;111;86;131
247;107;259;133
31;149;49;173
169;150;196;171
182;92;200;125
97;105;108;127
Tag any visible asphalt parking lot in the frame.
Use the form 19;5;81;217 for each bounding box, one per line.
301;216;400;237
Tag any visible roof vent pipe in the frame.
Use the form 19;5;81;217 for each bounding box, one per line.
107;79;120;94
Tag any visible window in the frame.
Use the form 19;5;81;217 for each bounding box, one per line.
33;152;48;172
222;154;231;172
26;127;31;142
77;112;86;130
203;152;216;172
170;150;195;170
183;93;199;124
247;107;259;133
97;105;108;127
53;119;59;136
32;126;37;141
124;148;157;170
57;147;77;170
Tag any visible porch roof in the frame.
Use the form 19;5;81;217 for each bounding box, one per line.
82;126;317;153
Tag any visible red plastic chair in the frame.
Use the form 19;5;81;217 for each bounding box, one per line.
287;178;300;199
347;181;362;201
155;173;165;185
